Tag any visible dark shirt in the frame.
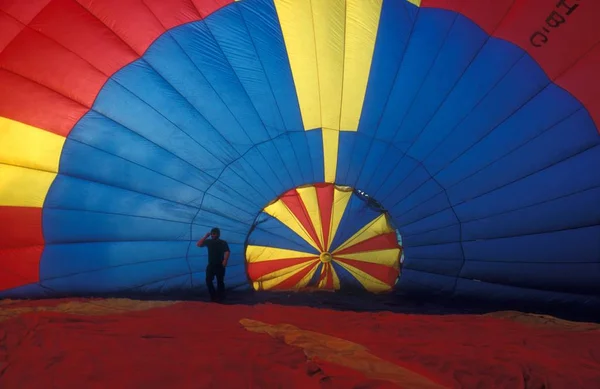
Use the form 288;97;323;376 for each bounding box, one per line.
200;238;230;266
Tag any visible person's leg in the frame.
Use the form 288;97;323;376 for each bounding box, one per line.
205;265;216;301
216;265;226;301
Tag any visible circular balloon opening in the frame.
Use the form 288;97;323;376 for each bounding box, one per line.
245;183;403;293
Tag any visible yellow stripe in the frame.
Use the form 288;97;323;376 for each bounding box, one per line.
333;214;395;253
327;185;352;250
295;261;321;289
254;260;319;290
334;260;392;292
407;0;421;6
263;199;321;251
335;248;401;268
296;186;324;249
322;128;339;183
340;0;383;130
0;164;56;207
0;116;65;173
273;0;321;130
246;245;318;263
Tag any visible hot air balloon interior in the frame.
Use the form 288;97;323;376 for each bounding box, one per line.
1;0;599;387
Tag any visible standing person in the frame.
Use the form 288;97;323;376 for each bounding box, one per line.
196;227;230;301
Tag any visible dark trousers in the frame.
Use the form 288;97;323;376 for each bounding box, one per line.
206;263;226;300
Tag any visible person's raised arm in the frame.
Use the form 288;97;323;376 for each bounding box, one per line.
196;232;210;247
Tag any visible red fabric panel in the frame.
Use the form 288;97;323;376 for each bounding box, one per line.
335;258;399;286
0;0;51;24
423;0;600;129
247;257;319;280
274;261;319;290
144;0;203;30
280;191;323;252
0;27;106;108
315;183;334;251
0;11;23;52
191;0;234;17
0;69;87;136
0;207;44;291
73;0;166;56
28;0;138;76
334;232;399;256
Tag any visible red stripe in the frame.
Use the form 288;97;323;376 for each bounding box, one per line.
273;261;319;290
280;190;323;251
315;183;334;251
423;0;600;130
325;264;334;289
0;207;44;290
335;258;399;287
334;232;399;256
246;256;318;280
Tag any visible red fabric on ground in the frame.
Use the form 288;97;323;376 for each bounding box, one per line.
1;299;599;389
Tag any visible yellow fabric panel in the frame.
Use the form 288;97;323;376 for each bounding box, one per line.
311;0;345;130
322;128;339;183
273;0;321;130
296;186;324;249
335;260;392;292
0;116;65;173
263;199;321;250
246;245;318;263
336;248;401;268
294;261;321;289
407;0;421;6
333;214;395;253
0;163;56;207
255;260;319;290
328;186;352;250
339;0;383;130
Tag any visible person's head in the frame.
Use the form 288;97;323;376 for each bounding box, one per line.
210;227;220;239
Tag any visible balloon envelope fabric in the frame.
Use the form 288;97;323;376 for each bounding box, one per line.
0;0;599;307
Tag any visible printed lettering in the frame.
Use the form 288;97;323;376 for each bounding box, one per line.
530;31;549;47
556;0;580;16
546;11;566;28
530;0;581;48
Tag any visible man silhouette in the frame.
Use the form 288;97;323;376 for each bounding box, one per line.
196;227;230;301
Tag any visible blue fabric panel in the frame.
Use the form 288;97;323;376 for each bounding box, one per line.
353;138;389;190
460;261;600;295
224;154;280;203
214;165;272;209
144;33;254;154
403;242;462;261
255;141;295;191
358;0;417;137
306;129;325;183
397;192;451;226
377;9;457;142
402;257;463;277
449;114;600;207
462;187;600;242
59;140;204;208
395;268;456;295
271;134;305;190
332;262;366;291
43;209;190;244
42;258;191;294
435;84;585;188
201;186;259;225
454;278;600;307
248;214;319;254
363;144;406;202
410;37;524;159
462;225;600;264
287;132;315;184
392;179;444;219
335;131;357;185
93;80;222;172
329;195;382;251
394;208;457;239
40;241;189;280
132;274;191;294
384;165;431;209
401;224;460;247
453;146;600;221
424;54;551;174
0;284;51;299
170;21;270;144
243;146;288;197
112;59;241;165
237;0;303;131
373;157;419;204
397;14;488;151
205;4;285;137
191;210;251;242
69;111;214;193
307;263;323;287
46;175;197;223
